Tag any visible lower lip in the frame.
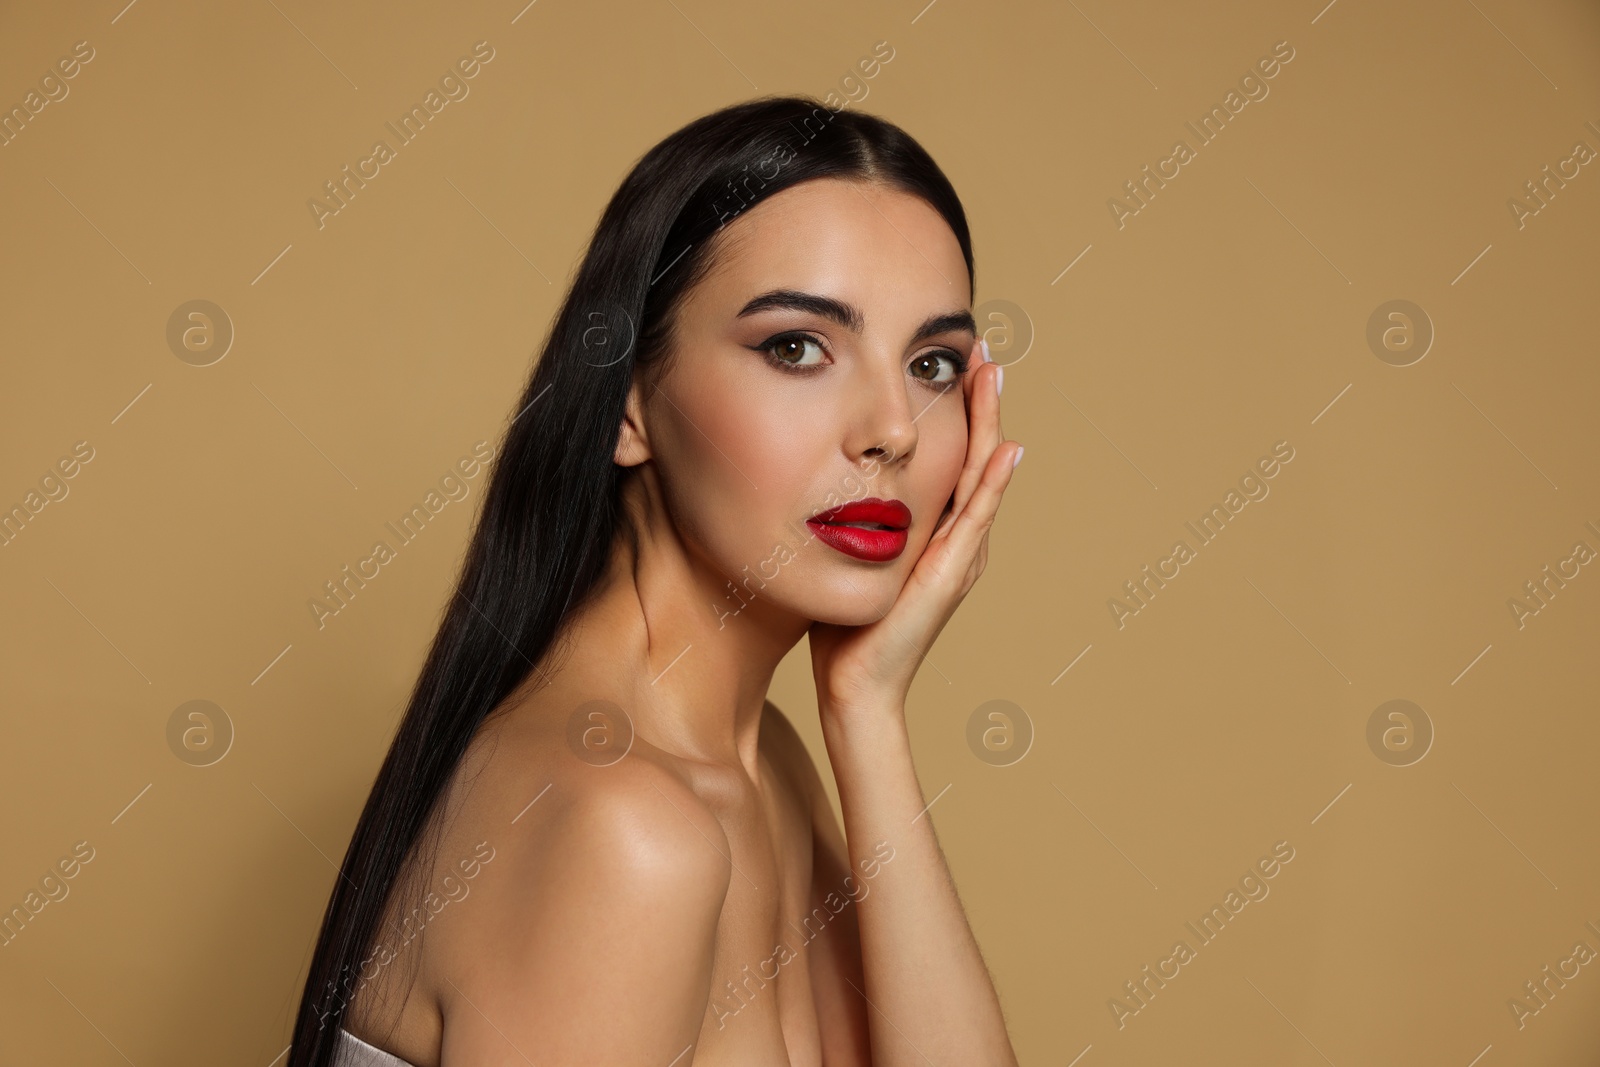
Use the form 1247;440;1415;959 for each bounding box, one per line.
805;519;909;562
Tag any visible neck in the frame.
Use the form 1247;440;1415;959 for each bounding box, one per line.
557;466;812;777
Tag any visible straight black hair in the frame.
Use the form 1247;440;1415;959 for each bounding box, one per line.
286;92;974;1067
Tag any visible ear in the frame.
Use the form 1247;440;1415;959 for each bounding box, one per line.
613;375;652;467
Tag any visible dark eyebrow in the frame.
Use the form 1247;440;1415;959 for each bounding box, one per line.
736;288;976;343
910;309;978;341
738;289;864;332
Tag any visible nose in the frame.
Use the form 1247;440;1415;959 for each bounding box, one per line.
847;352;920;469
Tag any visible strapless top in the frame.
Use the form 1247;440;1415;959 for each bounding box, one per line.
333;1027;418;1067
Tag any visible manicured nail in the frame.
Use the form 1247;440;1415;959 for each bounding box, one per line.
1012;446;1024;468
995;365;1004;396
981;338;992;363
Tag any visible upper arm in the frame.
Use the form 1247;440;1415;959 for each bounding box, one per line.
438;762;731;1066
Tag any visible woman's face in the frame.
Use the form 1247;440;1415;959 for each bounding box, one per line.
623;177;977;626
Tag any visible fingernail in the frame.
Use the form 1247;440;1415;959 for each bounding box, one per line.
981;339;992;363
1012;446;1024;469
995;365;1004;396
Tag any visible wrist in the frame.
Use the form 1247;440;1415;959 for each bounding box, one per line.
818;697;907;740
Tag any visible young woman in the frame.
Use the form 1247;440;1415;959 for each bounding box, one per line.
288;94;1023;1067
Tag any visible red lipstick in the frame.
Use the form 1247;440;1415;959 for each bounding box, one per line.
806;497;912;562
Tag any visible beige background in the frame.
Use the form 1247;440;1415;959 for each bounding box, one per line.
2;0;1598;1063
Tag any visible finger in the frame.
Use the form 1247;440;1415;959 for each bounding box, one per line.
931;341;984;539
890;438;1018;654
947;344;992;514
940;434;1020;563
960;335;982;408
939;343;1004;536
981;337;1005;453
934;340;985;531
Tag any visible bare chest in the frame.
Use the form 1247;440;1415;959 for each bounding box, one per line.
685;753;825;1067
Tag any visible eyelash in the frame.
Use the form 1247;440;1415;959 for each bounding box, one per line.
752;331;970;386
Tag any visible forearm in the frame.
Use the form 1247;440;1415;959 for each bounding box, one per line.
818;703;1018;1067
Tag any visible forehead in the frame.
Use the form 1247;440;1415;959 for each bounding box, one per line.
693;178;970;323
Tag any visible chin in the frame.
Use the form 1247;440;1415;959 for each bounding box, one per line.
800;570;906;626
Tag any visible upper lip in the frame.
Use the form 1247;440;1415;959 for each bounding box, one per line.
808;497;912;529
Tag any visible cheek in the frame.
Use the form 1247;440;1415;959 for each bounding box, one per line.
918;398;969;509
739;387;838;500
656;380;830;563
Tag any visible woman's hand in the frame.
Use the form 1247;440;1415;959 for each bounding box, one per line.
808;337;1022;720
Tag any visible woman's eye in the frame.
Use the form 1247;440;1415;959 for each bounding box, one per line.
761;333;827;371
910;350;965;385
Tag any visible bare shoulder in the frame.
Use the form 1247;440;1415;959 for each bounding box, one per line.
761;699;849;848
759;698;826;805
468;692;734;903
760;698;853;873
539;747;733;885
427;699;733;1063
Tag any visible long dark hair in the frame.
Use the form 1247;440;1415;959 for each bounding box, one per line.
286;93;974;1067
